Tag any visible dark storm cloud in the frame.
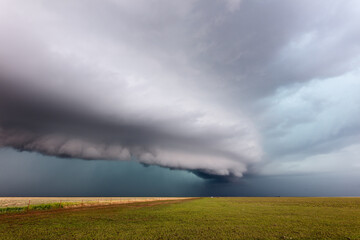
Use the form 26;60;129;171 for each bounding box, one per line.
0;79;259;178
0;0;359;180
0;80;186;148
0;148;203;197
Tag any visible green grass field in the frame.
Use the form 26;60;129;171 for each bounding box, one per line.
1;197;360;239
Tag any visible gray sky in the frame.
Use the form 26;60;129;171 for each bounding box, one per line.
0;0;359;195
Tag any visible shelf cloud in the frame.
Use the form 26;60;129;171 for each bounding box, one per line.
0;0;359;180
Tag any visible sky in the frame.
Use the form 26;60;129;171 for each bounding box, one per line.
0;0;359;196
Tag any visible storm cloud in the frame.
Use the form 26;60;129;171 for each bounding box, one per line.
0;0;359;180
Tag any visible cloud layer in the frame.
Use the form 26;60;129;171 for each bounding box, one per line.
0;0;359;179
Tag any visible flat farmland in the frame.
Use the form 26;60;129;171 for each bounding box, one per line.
1;197;360;239
0;197;186;208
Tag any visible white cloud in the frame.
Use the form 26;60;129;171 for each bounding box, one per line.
0;0;359;179
0;0;261;178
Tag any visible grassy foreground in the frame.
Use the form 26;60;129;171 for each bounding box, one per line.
1;197;360;239
0;197;186;214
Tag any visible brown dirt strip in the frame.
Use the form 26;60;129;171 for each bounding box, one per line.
0;197;189;208
0;198;199;220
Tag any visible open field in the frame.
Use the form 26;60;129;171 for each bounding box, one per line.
1;197;360;239
0;197;186;208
